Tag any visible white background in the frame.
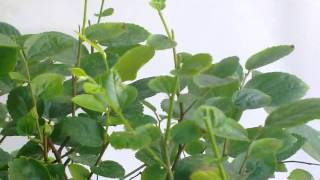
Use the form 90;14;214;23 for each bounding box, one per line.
1;0;320;179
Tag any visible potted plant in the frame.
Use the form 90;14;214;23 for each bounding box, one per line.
0;0;319;179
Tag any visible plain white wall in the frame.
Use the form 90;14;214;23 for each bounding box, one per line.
1;0;320;179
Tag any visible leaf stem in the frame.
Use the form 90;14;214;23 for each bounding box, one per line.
157;10;171;40
204;108;228;180
122;164;146;180
97;0;105;23
0;136;6;144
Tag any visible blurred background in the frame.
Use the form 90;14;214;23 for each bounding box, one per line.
1;0;320;179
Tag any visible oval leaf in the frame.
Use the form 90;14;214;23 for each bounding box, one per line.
148;76;176;94
91;160;125;178
8;158;50;180
232;88;271;110
147;34;176;50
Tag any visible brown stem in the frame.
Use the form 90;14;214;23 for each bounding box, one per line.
171;144;185;171
122;164;146;180
281;160;320;166
87;143;109;180
0;136;6;144
58;136;70;154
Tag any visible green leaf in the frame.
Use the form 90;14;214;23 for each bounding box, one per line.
148;76;176;94
194;106;248;141
85;23;126;42
16;140;42;159
185;140;206;155
245;45;294;70
113;45;155;81
24;31;88;65
72;94;106;113
9;72;27;82
245;72;308;106
170;121;202;144
91;160;125;178
47;164;65;180
265;98;320;127
289;125;320;162
69;164;90;180
205;97;241;120
89;23;150;47
80;53;107;77
150;0;166;10
0;22;21;38
51;117;105;147
95;8;114;17
31;73;64;99
0;47;18;76
70;67;87;77
147;34;176;50
288;169;314;180
16;107;37;135
0;148;11;168
232;88;271;110
0;33;19;48
193;74;238;89
174;155;218;180
8;158;50;180
180;53;212;75
130;77;157;100
190;170;222;180
142;165;166;180
206;56;243;79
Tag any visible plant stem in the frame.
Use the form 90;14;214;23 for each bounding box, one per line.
87;143;109;180
20;50;44;152
97;0;105;23
157;10;171;40
122;164;146;180
204;108;228;180
0;136;6;144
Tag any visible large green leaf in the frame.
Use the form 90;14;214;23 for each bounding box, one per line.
245;72;308;106
170;120;202;144
141;165;166;180
31;73;64;100
193;74;238;89
174;155;218;180
24;32;88;65
0;148;11;168
205;56;243;79
265;98;320;127
180;53;212;75
148;76;176;95
72;94;106;113
232;88;271;110
91;160;125;178
130;77;157;100
16;107;37;136
95;23;150;47
0;33;19;48
113;45;155;81
8;158;51;180
0;47;18;76
245;45;294;70
0;22;21;38
147;34;176;50
288;169;314;180
190;170;222;180
289;125;320;162
51;117;105;147
69;164;90;180
80;53;107;77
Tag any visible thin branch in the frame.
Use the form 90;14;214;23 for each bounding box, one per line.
171;144;185;171
58;136;70;154
129;172;142;180
122;164;146;180
87;143;109;180
0;136;7;144
281;160;320;166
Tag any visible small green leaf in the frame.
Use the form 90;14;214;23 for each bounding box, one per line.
70;67;87;77
80;53;107;77
8;72;27;82
193;74;238;89
245;72;308;106
16;107;37;135
31;73;64;100
232;88;271;110
0;22;21;38
147;34;176;50
8;158;51;180
265;98;320;127
72;94;106;113
185;140;206;155
148;76;176;94
51;117;105;147
0;148;11;168
142;165;166;180
170;121;202;144
95;8;114;17
0;33;19;48
150;0;166;10
288;169;314;180
190;170;222;180
69;164;90;180
85;23;126;42
91;160;125;178
180;53;212;75
113;45;155;81
245;45;294;70
206;56;243;79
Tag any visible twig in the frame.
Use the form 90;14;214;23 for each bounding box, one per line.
58;136;70;154
171;144;185;171
0;136;7;144
122;164;146;180
129;172;142;180
87;143;109;180
281;160;320;166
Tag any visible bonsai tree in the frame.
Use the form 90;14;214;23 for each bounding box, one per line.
0;0;319;179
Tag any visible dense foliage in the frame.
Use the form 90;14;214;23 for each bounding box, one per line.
0;0;319;179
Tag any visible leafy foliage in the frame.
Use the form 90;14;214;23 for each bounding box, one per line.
0;1;318;180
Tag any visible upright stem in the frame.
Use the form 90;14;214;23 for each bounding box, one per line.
204;108;228;180
97;0;105;23
20;51;44;158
